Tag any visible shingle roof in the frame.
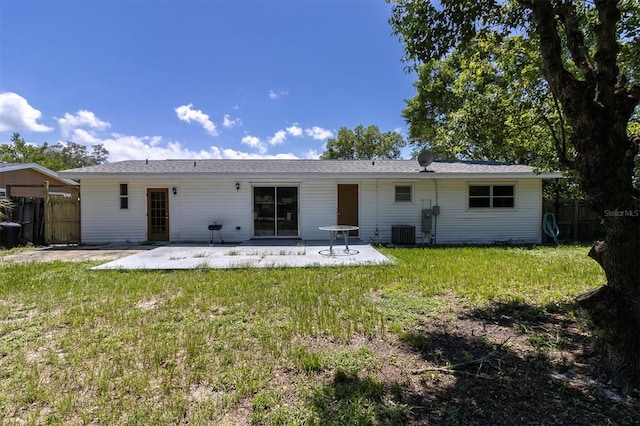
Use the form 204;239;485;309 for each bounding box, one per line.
59;159;561;179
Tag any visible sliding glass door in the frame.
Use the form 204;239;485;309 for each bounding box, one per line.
253;186;299;237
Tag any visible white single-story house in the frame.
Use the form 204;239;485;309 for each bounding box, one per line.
59;159;561;245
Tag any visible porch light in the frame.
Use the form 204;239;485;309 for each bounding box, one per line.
172;187;177;196
235;182;240;191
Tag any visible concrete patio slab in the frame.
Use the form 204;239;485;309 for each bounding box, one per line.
91;241;392;270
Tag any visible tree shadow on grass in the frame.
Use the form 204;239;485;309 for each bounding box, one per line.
395;300;639;425
309;368;411;425
306;301;639;425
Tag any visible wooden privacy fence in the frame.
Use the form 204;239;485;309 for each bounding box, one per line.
544;199;605;242
5;197;45;245
45;195;80;244
4;182;80;245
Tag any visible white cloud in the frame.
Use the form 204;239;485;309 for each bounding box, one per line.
269;130;287;146
251;124;332;150
303;149;321;159
241;135;267;154
174;103;218;136
264;125;308;146
58;110;111;138
68;130;281;162
48;108;306;162
268;89;289;100
286;125;303;137
68;130;199;162
222;114;241;128
209;146;298;160
305;126;334;140
0;92;54;132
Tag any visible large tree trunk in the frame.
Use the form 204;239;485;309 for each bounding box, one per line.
574;129;640;392
570;121;639;393
528;0;640;392
569;90;640;392
570;118;639;282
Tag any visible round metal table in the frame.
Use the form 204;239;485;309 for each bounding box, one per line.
318;225;359;255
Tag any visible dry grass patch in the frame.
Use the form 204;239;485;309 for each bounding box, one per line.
0;245;637;424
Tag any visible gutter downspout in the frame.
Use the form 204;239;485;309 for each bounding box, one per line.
433;179;438;245
374;179;380;243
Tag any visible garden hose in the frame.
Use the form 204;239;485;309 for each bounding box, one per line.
543;212;560;246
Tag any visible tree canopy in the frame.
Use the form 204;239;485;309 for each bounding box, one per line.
396;1;639;179
0;133;108;171
403;34;566;166
389;0;640;392
0;133;49;165
320;125;406;160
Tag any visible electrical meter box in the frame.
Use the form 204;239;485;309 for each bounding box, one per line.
422;209;432;232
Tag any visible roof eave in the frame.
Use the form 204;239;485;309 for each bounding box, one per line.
59;171;562;180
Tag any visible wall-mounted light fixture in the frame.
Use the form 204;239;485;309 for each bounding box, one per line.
172;187;177;196
235;182;240;192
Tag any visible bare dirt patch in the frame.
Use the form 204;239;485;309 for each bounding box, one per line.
389;302;626;425
0;243;154;264
135;296;164;311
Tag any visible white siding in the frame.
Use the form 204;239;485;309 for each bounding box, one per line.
358;178;542;245
431;179;542;244
299;179;337;240
80;179;147;243
173;179;251;242
79;177;543;245
80;178;253;244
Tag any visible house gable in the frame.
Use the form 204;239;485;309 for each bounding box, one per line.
0;163;79;198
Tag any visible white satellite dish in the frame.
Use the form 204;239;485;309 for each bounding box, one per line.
417;151;434;171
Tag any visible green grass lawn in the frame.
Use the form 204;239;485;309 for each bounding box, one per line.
2;245;635;425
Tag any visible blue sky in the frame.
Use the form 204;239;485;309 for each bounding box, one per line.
0;0;416;162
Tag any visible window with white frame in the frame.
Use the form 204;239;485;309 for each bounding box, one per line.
119;184;129;209
394;185;412;202
468;184;515;209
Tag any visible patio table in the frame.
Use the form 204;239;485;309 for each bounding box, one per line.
318;225;359;255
